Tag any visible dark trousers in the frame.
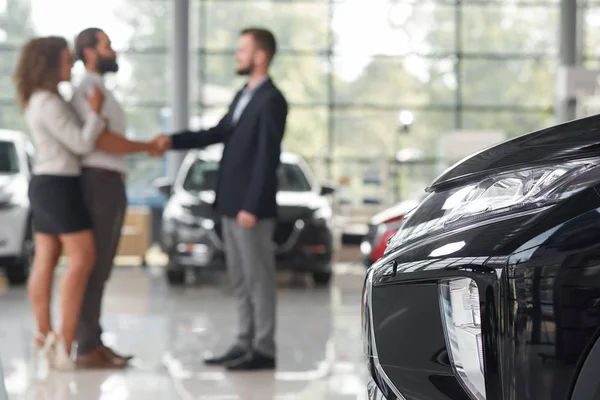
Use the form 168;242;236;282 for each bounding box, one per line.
76;168;127;356
221;217;277;357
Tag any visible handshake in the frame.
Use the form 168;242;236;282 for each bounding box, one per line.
145;134;172;157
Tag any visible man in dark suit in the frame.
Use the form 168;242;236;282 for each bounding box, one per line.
154;27;288;371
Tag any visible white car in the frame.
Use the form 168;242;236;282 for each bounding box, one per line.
0;129;34;285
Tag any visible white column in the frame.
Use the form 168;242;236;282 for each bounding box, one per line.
167;0;190;180
556;0;578;122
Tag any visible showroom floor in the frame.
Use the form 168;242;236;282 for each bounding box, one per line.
0;263;368;400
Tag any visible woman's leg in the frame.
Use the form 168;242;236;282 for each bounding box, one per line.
27;233;61;341
57;229;95;355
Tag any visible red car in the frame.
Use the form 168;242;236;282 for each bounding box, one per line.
361;199;420;267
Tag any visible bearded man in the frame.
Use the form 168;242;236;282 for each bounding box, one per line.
70;27;156;368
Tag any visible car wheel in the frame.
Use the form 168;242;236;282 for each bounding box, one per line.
313;271;332;286
6;221;34;286
5;258;30;285
166;265;186;285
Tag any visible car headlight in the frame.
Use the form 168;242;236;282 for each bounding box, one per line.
386;159;600;252
360;241;372;256
312;206;332;222
165;202;214;229
439;278;485;400
168;202;196;225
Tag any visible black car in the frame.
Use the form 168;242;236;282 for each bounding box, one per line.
155;147;336;286
362;115;600;400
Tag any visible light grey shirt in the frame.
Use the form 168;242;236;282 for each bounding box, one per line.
231;75;269;125
24;90;105;176
71;71;128;173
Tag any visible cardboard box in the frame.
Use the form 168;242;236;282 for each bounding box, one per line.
116;206;152;262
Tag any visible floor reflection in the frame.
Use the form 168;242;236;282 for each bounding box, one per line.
0;263;368;399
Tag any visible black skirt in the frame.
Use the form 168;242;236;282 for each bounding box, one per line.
28;175;92;234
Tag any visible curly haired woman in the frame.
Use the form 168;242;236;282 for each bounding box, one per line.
13;36;109;371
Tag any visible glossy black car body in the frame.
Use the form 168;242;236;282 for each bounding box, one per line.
363;115;600;400
156;147;336;286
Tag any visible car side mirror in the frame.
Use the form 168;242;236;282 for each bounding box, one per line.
153;177;173;197
320;183;336;196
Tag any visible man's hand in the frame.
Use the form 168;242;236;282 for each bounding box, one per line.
152;134;172;153
147;140;165;157
237;210;257;229
142;134;172;157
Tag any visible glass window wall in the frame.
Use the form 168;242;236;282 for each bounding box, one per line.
0;0;596;209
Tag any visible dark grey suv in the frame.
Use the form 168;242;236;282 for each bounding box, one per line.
155;147;337;286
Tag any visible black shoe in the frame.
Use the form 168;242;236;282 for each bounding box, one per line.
204;345;248;365
225;351;276;371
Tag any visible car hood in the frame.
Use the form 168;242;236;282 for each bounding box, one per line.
429;114;600;191
185;190;326;208
277;191;329;209
177;190;329;221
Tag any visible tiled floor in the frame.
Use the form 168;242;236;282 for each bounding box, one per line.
0;264;369;399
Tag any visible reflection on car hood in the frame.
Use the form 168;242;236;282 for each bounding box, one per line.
277;191;327;209
370;199;420;225
430;114;600;191
189;190;326;209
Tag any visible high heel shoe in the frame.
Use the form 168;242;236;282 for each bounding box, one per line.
31;331;56;371
51;335;76;371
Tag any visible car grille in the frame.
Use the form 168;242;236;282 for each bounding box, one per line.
274;222;296;245
214;221;297;246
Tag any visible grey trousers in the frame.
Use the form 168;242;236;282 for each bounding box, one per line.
221;217;277;357
76;169;127;355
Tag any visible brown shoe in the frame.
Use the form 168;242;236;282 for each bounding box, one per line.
100;345;134;362
76;347;128;369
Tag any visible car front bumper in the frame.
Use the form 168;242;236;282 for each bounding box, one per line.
164;218;333;272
